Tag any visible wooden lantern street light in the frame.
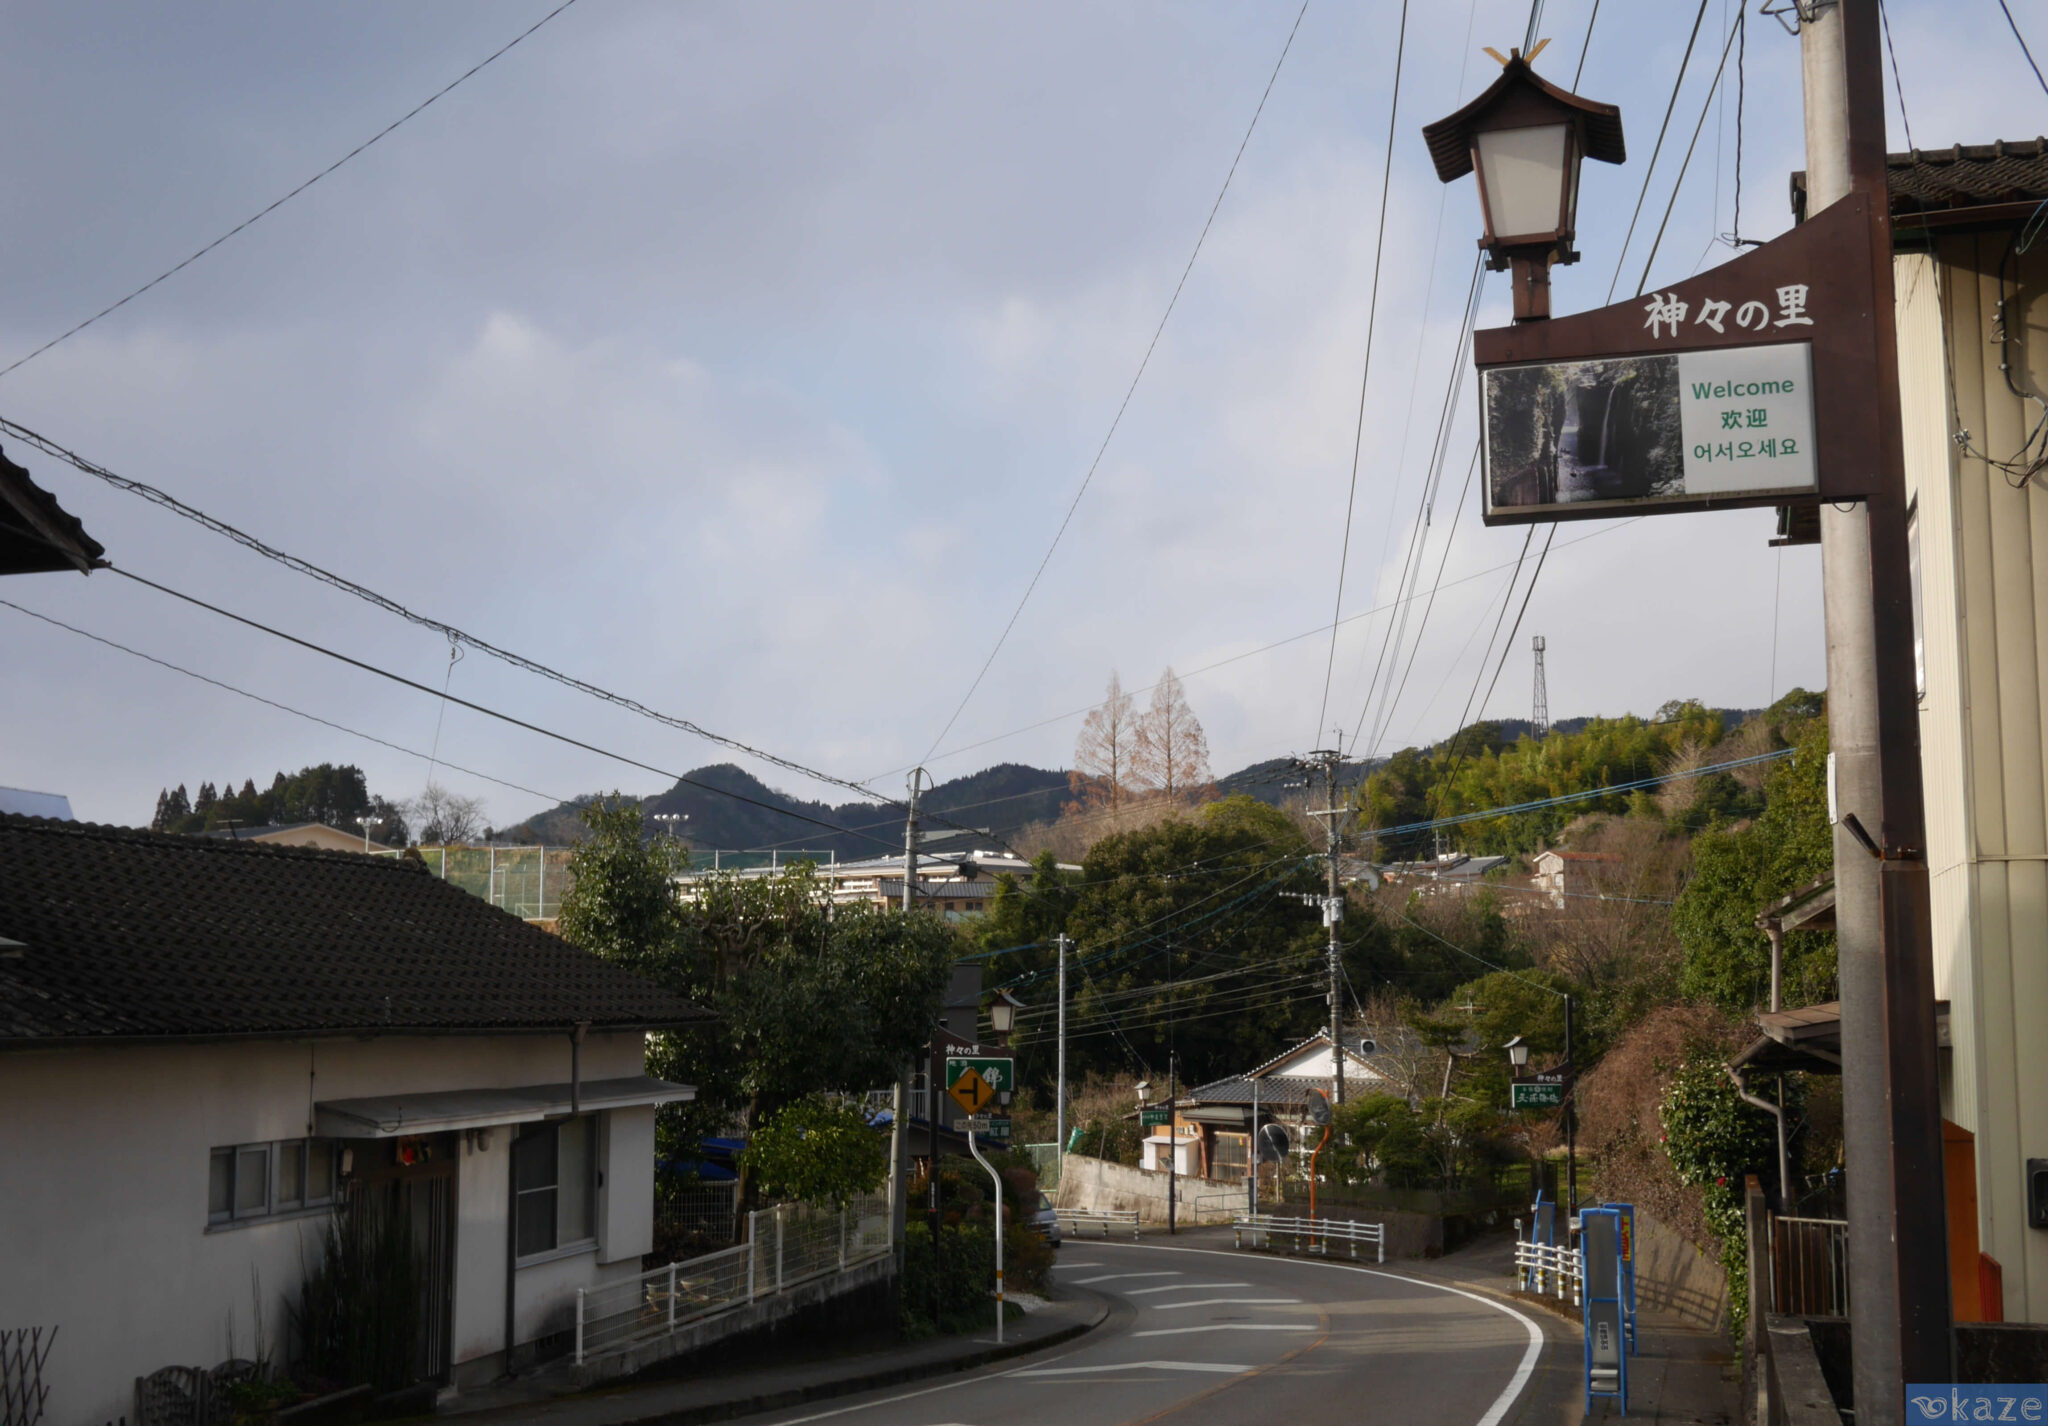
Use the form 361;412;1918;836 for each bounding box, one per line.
1503;1034;1530;1072
1420;44;1625;322
986;989;1023;1048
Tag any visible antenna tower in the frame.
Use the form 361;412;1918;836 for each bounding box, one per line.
1531;635;1550;740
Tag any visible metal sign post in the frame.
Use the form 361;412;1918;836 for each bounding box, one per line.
1580;1206;1627;1415
963;1125;1005;1345
1610;1201;1638;1355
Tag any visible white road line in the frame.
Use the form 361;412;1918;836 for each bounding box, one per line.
1111;1242;1547;1426
1055;1262;1105;1268
1149;1297;1301;1310
1009;1361;1255;1377
1123;1281;1252;1295
1070;1270;1183;1285
1132;1324;1316;1337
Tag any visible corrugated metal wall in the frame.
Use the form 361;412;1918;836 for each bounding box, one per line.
1898;234;2048;1322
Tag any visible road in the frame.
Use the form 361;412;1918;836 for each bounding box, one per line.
739;1238;1546;1426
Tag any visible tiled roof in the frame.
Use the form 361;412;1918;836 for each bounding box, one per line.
0;815;712;1044
1;445;103;577
1792;138;2048;222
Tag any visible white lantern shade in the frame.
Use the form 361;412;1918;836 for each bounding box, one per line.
1474;123;1572;243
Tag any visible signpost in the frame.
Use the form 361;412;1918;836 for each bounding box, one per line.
1511;1080;1565;1110
961;1119;1007;1346
1139;1107;1171;1129
945;1057;1013;1117
1580;1206;1627;1415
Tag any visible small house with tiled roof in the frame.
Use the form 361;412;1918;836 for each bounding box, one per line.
1151;1031;1389;1179
0;814;713;1416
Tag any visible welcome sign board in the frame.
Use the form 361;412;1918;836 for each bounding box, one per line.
1482;343;1817;521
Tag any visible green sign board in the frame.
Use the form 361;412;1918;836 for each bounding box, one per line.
1512;1080;1565;1109
944;1057;1015;1115
985;1115;1012;1143
1140;1107;1172;1128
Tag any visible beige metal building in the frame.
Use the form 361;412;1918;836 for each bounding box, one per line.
1876;137;2048;1323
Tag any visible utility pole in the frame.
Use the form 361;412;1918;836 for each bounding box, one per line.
902;768;925;912
1530;635;1549;740
1800;1;1951;1414
1054;933;1071;1172
1166;1051;1178;1236
1300;742;1350;1104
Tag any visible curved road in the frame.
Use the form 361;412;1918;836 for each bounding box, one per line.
741;1239;1546;1426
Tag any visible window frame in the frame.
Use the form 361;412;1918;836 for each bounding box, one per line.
207;1136;338;1229
513;1114;601;1264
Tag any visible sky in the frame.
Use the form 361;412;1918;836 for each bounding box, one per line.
2;1;2043;834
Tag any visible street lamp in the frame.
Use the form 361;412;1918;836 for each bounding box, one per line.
1504;1034;1530;1072
356;815;385;852
1420;45;1625;321
986;989;1024;1048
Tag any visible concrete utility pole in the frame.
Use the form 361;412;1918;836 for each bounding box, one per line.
901;768;926;912
1054;933;1072;1170
1800;1;1952;1412
1302;743;1350;1104
892;768;928;1281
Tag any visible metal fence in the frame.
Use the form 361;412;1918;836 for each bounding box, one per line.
1232;1214;1385;1262
574;1194;890;1366
374;845;576;921
1769;1215;1849;1317
1062;1209;1141;1240
1514;1237;1584;1305
654;1180;739;1252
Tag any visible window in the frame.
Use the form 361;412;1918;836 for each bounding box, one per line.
514;1115;598;1259
207;1137;337;1226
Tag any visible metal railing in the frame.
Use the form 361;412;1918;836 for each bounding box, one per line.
574;1193;890;1366
1062;1208;1141;1240
654;1179;739;1249
1514;1237;1583;1305
1769;1215;1850;1317
1188;1191;1247;1223
1232;1214;1385;1262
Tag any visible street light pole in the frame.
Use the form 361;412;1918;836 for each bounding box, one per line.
1799;2;1952;1410
1054;932;1071;1171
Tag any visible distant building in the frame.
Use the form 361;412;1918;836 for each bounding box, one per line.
1158;1031;1391;1179
1379;851;1511;893
679;842;1075;923
204;820;391;854
1530;849;1623;907
0;786;72;820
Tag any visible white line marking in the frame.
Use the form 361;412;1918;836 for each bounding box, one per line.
1124;1281;1253;1295
1111;1242;1547;1426
1133;1324;1316;1337
1149;1297;1301;1310
1055;1262;1105;1268
1010;1361;1255;1377
1070;1270;1183;1284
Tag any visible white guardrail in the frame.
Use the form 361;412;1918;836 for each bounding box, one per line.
1062;1208;1141;1240
1514;1236;1583;1306
574;1194;891;1365
1232;1214;1385;1262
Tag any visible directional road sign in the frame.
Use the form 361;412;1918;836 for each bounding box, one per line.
946;1057;1013;1115
957;1116;992;1133
1140;1107;1171;1128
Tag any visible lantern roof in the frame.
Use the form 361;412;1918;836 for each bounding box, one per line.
1421;50;1626;184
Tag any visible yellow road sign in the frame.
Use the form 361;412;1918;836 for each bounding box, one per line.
948;1066;995;1114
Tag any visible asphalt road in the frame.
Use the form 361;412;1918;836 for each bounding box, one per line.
740;1239;1547;1426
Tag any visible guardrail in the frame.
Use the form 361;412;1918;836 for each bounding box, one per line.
1062;1209;1141;1240
1231;1214;1385;1262
1514;1237;1583;1306
1769;1215;1849;1317
573;1194;890;1366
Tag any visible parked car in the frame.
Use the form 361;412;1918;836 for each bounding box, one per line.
1032;1190;1061;1247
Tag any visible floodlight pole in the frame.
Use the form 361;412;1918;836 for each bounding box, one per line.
1801;1;1952;1414
1055;933;1071;1173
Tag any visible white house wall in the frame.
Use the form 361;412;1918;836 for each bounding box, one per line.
1899;237;2048;1322
0;1030;650;1426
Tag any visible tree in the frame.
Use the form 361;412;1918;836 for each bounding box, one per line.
738;1095;888;1207
1068;672;1150;818
1132;667;1214;807
410;783;486;844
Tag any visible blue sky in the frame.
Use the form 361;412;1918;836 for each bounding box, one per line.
2;1;2041;831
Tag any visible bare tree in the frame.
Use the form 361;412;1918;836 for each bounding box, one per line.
1068;671;1150;818
1132;667;1215;808
410;783;486;845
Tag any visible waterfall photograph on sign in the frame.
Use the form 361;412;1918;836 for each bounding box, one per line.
1482;343;1819;522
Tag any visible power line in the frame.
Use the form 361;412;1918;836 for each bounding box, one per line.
1878;0;1915;151
1633;9;1745;297
1996;0;2048;99
1314;0;1411;741
0;416;917;815
97;563;907;849
1604;0;1714;304
0;0;583;381
918;0;1311;762
0;596;561;805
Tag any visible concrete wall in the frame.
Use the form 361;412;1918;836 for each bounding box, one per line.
1629;1205;1728;1332
1057;1155;1244;1223
0;1031;652;1426
1899;241;2048;1323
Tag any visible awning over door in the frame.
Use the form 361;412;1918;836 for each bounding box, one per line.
316;1074;694;1138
